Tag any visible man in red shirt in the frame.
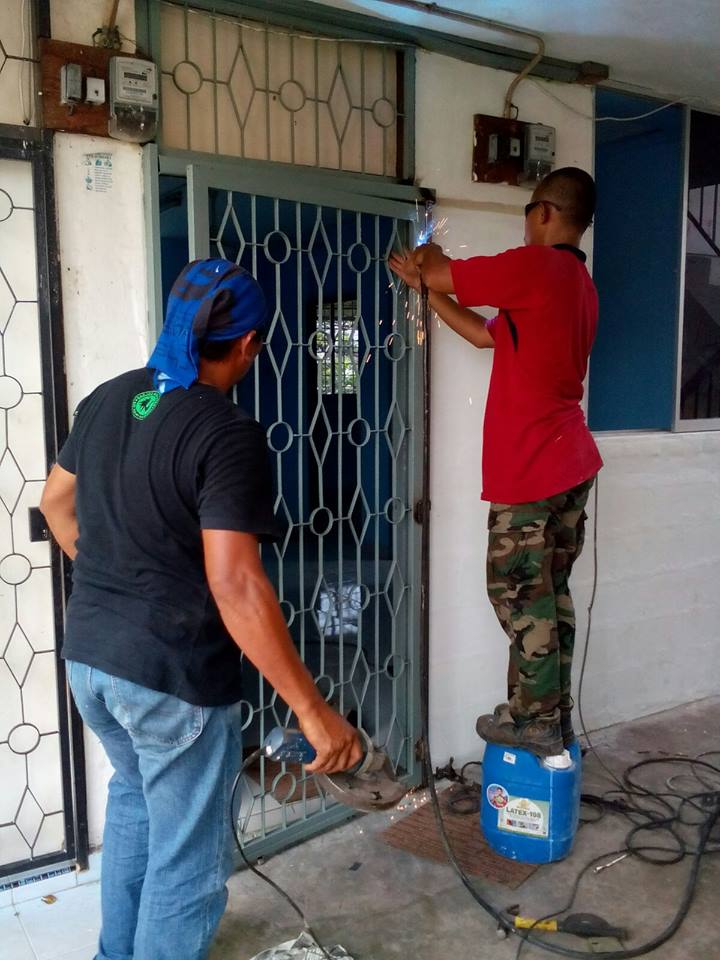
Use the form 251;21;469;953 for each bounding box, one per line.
390;167;601;757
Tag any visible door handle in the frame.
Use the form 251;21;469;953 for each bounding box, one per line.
28;507;49;542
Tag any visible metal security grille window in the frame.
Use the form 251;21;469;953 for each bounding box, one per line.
0;133;83;881
158;1;403;175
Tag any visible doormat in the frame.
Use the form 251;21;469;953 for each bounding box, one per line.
381;786;538;889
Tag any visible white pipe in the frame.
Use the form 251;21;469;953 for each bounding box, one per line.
379;0;546;117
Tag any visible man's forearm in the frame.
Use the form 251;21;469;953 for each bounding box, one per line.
40;464;79;560
43;510;79;560
214;572;325;719
429;291;494;349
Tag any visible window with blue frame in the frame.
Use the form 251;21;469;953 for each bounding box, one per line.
678;111;720;423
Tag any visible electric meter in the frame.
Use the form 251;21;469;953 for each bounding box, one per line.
108;57;158;143
524;124;556;183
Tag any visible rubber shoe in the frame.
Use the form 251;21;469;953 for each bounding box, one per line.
476;709;564;758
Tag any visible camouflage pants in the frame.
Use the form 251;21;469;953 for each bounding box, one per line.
486;478;594;721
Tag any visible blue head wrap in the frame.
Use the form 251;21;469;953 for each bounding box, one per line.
147;259;268;393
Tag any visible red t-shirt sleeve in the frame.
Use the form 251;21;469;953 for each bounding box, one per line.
450;246;544;310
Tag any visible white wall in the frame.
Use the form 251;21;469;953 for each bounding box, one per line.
580;430;720;720
54;133;149;845
49;1;147;846
54;135;149;409
50;0;136;49
416;51;720;768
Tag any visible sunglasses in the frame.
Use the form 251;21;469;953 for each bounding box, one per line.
524;199;563;218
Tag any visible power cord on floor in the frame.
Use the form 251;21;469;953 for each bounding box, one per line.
230;749;335;960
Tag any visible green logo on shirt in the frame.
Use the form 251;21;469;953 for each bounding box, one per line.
131;390;161;420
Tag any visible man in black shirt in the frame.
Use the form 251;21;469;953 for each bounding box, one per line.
41;259;360;960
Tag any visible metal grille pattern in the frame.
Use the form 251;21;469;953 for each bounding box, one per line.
0;158;65;875
203;188;418;846
159;1;401;176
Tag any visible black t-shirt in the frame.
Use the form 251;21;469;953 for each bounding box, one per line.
58;368;282;706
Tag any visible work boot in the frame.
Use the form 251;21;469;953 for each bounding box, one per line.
476;708;564;758
495;700;577;749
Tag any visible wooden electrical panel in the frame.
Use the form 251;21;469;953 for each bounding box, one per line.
472;114;527;186
39;38;113;137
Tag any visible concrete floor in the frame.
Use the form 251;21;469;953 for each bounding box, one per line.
212;697;720;960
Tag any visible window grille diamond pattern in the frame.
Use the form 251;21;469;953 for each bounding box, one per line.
0;158;65;876
159;1;402;176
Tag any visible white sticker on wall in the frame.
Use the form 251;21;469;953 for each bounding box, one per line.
82;152;113;193
498;797;549;838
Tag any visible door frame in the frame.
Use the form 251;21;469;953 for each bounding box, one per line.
0;124;88;882
146;148;431;857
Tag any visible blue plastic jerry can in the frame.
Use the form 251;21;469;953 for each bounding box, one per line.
480;741;582;864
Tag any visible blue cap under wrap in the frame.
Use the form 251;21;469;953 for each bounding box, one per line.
147;259;268;393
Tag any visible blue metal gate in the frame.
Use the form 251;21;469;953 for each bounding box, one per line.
156;158;424;855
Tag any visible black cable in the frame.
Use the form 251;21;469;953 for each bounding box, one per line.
514;846;629;959
230;749;334;960
575;480;629;793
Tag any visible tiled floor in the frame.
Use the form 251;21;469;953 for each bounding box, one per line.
2;697;719;960
0;855;101;960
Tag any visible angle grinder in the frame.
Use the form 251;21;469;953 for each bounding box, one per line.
262;726;408;813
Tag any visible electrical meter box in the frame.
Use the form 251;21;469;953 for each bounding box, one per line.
472;114;526;185
524;124;556;183
473;114;557;187
108;56;158;143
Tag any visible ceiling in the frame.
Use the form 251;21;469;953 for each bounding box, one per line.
315;0;720;110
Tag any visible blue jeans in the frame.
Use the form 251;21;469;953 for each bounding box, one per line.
67;661;242;960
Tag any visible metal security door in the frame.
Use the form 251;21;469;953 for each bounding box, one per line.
162;161;424;856
0;132;86;881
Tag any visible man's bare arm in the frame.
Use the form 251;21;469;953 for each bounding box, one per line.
388;250;493;348
40;464;79;560
202;529;362;774
429;291;495;349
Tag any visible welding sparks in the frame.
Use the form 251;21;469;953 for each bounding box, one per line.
416;215;449;246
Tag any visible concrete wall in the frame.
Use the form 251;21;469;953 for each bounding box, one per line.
49;1;147;846
581;431;720;725
416;51;720;768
